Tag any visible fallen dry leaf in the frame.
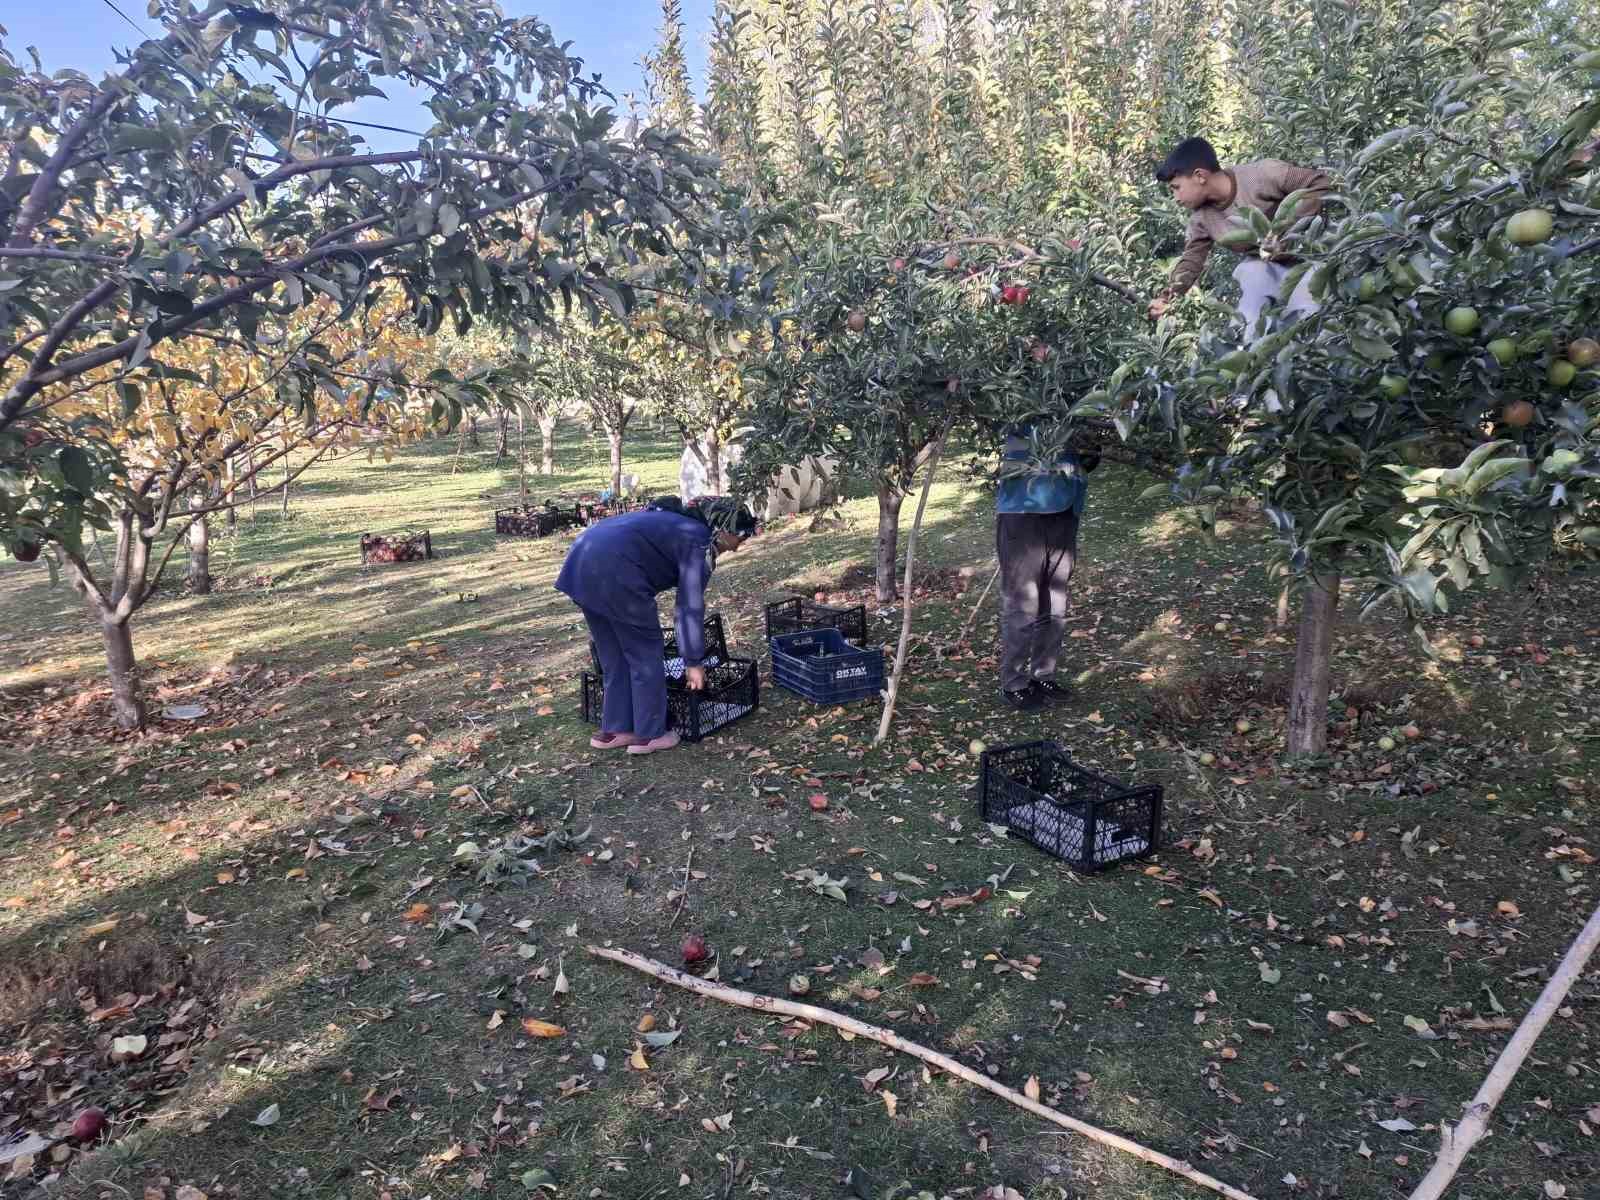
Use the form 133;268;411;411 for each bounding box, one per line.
1023;1075;1041;1102
521;1018;566;1038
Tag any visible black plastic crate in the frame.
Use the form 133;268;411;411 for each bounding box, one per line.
495;504;581;538
770;628;885;705
764;596;868;645
588;613;730;679
978;740;1162;872
580;657;760;742
360;529;433;564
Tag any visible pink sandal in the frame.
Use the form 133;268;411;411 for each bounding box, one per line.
627;731;682;755
591;731;641;750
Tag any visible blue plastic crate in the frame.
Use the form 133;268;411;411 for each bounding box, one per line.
769;628;885;705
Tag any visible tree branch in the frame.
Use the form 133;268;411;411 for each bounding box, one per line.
6;75;138;250
3;186;545;422
0;248;125;265
590;944;1262;1200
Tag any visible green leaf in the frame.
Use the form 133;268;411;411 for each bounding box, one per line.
438;203;462;237
1541;448;1580;475
110;126;173;153
589;281;628;320
643;1029;682;1048
1464;457;1528;494
58;446;96;495
1356;125;1421;165
1350;335;1395;361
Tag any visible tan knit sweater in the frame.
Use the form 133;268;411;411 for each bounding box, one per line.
1167;159;1334;296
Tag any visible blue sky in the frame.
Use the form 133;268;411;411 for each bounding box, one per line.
3;1;714;148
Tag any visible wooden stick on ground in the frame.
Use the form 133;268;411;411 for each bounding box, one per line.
588;944;1262;1200
667;844;694;930
1407;900;1600;1200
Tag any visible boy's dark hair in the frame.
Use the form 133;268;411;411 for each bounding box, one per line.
1155;137;1222;182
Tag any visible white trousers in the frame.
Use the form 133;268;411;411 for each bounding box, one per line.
1234;259;1319;332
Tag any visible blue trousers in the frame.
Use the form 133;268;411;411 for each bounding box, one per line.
581;607;669;739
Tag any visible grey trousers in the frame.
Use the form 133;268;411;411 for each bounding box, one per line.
997;510;1079;692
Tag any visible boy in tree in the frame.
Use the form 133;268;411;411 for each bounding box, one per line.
995;428;1098;711
1147;137;1333;331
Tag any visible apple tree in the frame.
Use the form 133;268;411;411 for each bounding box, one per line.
1085;37;1600;754
0;0;765;729
738;205;1151;605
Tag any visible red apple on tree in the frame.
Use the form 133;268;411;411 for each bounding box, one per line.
942;252;961;271
1030;342;1050;363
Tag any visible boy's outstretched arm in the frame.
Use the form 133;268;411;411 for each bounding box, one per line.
1149;222;1213;319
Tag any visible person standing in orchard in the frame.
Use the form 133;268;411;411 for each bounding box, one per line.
555;497;756;754
995;428;1099;711
1147;137;1334;331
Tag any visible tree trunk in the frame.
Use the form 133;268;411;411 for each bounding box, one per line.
100;613;146;731
518;408;528;500
468;414;480;447
540;414;557;476
1287;572;1340;755
246;446;258;518
705;426;723;495
225;458;237;529
281;435;291;515
496;410;510;460
187;493;211;595
608;431;623;498
874;486;905;605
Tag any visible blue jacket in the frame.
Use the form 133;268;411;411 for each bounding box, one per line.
997;428;1088;516
555;510;715;664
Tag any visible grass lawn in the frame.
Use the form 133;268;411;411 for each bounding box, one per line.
1;422;1596;1200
